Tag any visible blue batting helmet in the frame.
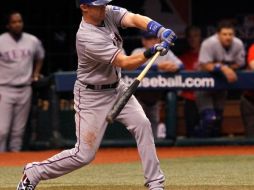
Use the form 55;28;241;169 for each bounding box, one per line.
79;0;112;6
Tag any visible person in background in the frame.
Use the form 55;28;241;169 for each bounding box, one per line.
132;31;184;139
240;44;254;137
179;26;201;137
196;21;245;137
0;11;45;152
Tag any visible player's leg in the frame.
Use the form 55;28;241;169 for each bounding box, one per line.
240;95;254;137
212;91;227;137
196;91;216;137
137;92;161;138
0;90;14;152
140;100;160;138
116;84;164;190
9;87;32;152
20;87;115;187
184;99;200;137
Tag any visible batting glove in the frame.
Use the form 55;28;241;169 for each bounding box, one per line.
147;21;177;45
144;41;170;59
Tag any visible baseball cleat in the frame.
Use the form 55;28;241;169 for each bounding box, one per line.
16;174;36;190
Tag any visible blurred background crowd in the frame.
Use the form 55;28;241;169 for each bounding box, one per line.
0;0;254;152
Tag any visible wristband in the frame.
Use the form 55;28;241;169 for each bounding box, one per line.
150;64;158;71
147;21;163;36
144;49;154;59
178;64;185;71
213;63;222;73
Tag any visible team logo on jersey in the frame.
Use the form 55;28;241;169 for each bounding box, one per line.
112;6;121;11
0;49;32;62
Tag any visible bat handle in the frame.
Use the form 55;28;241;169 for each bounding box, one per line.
106;115;114;124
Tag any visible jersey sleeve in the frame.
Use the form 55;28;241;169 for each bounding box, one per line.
84;39;121;64
248;44;254;64
235;41;245;67
198;41;214;65
107;5;128;28
34;39;45;60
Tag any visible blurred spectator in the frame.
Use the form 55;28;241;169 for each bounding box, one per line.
196;21;245;137
240;44;254;137
179;26;201;137
131;31;183;139
0;11;45;152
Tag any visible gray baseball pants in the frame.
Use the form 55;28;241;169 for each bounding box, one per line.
0;86;31;152
24;81;165;190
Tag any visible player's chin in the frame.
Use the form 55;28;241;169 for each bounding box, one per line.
13;30;23;35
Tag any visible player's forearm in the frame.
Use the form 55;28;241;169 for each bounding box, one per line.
229;63;242;70
158;61;182;73
250;61;254;70
113;53;147;71
201;63;233;74
122;13;176;46
33;59;43;77
200;63;218;72
122;13;152;31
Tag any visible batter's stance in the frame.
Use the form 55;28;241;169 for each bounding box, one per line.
0;12;45;152
17;0;176;189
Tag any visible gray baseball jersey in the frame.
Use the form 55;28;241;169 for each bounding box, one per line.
76;5;127;85
24;5;165;190
199;34;245;66
0;32;45;86
132;47;183;69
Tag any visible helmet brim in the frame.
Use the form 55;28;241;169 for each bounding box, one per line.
88;0;112;6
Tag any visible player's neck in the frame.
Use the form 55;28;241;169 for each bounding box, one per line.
9;32;22;42
83;16;104;27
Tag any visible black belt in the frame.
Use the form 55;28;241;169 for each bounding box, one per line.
0;84;29;88
86;81;119;90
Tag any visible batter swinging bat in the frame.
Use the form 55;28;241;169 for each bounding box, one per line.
106;51;161;123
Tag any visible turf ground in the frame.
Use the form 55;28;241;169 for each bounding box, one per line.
0;147;254;190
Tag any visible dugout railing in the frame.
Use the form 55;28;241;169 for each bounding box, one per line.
28;71;254;149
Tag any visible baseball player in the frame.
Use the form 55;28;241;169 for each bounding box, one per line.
0;11;45;152
132;31;183;138
17;0;176;190
196;21;245;137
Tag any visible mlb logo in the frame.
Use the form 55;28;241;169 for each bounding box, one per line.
113;6;120;11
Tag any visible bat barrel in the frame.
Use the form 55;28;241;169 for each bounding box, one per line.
106;80;140;124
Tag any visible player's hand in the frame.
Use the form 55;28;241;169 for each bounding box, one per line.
152;41;170;56
144;41;170;59
158;62;179;73
221;65;238;83
158;28;177;45
32;74;43;82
